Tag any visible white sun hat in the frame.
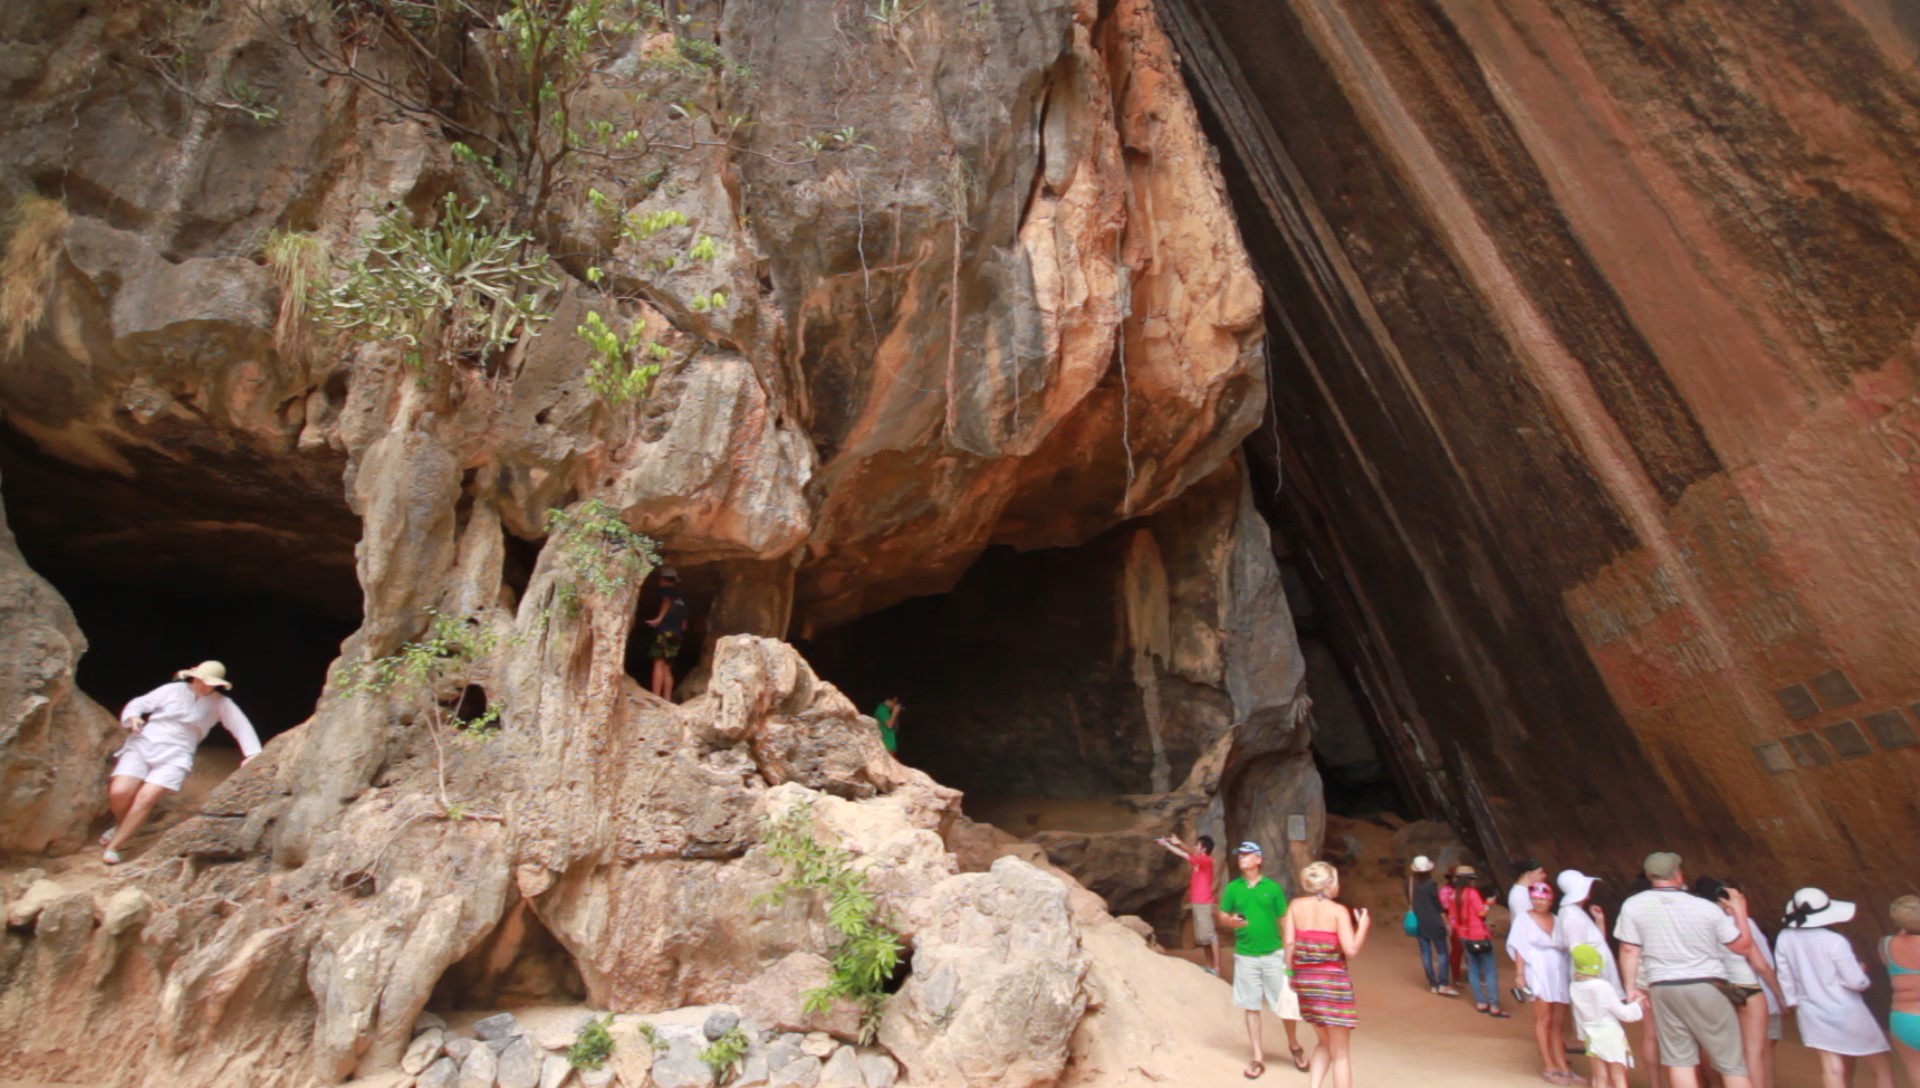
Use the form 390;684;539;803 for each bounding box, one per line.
1557;869;1601;905
176;660;232;689
1782;887;1856;929
1411;856;1435;872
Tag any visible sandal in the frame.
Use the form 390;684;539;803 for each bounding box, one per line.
103;849;122;866
1243;1062;1265;1080
1437;986;1461;996
100;826;117;847
1487;1008;1512;1018
1289;1046;1308;1072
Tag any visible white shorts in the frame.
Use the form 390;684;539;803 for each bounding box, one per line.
1233;953;1301;1018
112;735;194;791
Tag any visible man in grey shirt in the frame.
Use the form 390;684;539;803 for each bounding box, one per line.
1615;851;1756;1088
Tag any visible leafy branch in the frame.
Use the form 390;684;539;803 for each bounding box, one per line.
337;609;503;815
545;500;661;614
757;803;903;1043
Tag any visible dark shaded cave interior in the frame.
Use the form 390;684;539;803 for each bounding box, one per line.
0;425;362;745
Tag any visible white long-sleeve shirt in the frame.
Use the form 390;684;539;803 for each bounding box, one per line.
1557;903;1626;999
1776;927;1889;1056
120;681;262;758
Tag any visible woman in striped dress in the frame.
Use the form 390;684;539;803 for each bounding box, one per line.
1286;861;1373;1088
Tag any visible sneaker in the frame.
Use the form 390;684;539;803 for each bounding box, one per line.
1204;966;1219;976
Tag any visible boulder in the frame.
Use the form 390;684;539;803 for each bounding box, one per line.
498;1037;544;1088
879;858;1089;1088
540;1053;575;1088
521;1008;594;1051
702;1009;740;1041
419;1057;461;1088
460;1042;499;1088
856;1052;898;1088
736;953;863;1041
770;1056;822;1088
404;1029;448;1075
800;1033;835;1059
475;1012;528;1041
417;1012;451;1035
818;1046;862;1088
650;1033;716;1088
447;1038;478;1063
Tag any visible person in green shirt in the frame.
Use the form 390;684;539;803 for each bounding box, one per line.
1219;841;1307;1079
873;697;903;754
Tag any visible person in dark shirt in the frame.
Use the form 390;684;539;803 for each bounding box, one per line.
643;566;689;701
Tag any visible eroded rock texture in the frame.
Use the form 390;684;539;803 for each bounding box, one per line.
1162;0;1920;909
0;0;1278;1084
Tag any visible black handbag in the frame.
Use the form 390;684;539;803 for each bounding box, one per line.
1465;939;1494;955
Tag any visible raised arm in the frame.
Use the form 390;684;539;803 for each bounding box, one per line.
1155;836;1191;861
1338;904;1372;958
219;698;264;761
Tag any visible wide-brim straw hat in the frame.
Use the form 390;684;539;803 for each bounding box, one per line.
177;660;232;689
1783;887;1855;929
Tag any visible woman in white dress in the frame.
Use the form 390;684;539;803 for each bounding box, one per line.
1510;882;1576;1084
1556;870;1624;999
1776;887;1894;1088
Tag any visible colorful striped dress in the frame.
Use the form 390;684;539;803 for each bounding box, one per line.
1293;929;1359;1028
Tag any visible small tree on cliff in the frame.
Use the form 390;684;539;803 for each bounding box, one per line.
338;609;502;817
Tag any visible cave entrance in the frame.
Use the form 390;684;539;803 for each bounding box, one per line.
430;900;586;1010
0;425;362;751
807;542;1171;815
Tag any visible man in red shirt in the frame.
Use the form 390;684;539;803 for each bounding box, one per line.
1158;833;1223;975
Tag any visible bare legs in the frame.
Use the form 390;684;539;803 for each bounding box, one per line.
1642;1014;1667;1088
1893;1037;1920;1088
1535;999;1572;1077
1243;1009;1265;1076
105;775;173;857
1736;998;1773;1088
1306;1023;1352;1088
650;657;675;701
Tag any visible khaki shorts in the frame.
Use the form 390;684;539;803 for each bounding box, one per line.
1233;953;1301;1018
1191;903;1217;945
1651;982;1747;1076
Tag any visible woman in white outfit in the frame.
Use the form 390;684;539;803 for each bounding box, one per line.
1556;870;1624;998
102;661;261;864
1775;887;1894;1088
1510;882;1577;1084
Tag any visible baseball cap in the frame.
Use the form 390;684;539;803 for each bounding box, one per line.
1571;944;1605;978
1643;852;1683;879
1236;842;1263;856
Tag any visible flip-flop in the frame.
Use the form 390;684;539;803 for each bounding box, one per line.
1289;1046;1309;1072
102;849;122;866
1243;1061;1264;1079
1487;1009;1512;1018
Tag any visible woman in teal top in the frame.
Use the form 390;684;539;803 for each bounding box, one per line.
1881;896;1920;1084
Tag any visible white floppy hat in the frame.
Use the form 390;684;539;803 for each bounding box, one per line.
1411;856;1435;872
1557;869;1601;905
1783;887;1856;929
176;660;232;689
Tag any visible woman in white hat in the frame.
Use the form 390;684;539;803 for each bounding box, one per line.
1775;888;1894;1088
100;661;262;865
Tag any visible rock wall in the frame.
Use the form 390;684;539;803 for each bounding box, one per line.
0;0;1288;1085
1162;0;1920;911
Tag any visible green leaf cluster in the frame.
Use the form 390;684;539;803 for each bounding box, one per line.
314;193;559;368
545;500;662;613
578;310;668;405
698;1026;750;1079
567;1015;616;1071
760;804;903;1043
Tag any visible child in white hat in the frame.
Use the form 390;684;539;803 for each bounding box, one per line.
1570;943;1643;1088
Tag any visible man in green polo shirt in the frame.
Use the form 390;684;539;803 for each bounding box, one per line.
1219;841;1306;1078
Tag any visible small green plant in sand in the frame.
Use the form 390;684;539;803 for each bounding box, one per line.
757;802;903;1043
700;1025;751;1079
567;1014;616;1070
0;196;70;357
